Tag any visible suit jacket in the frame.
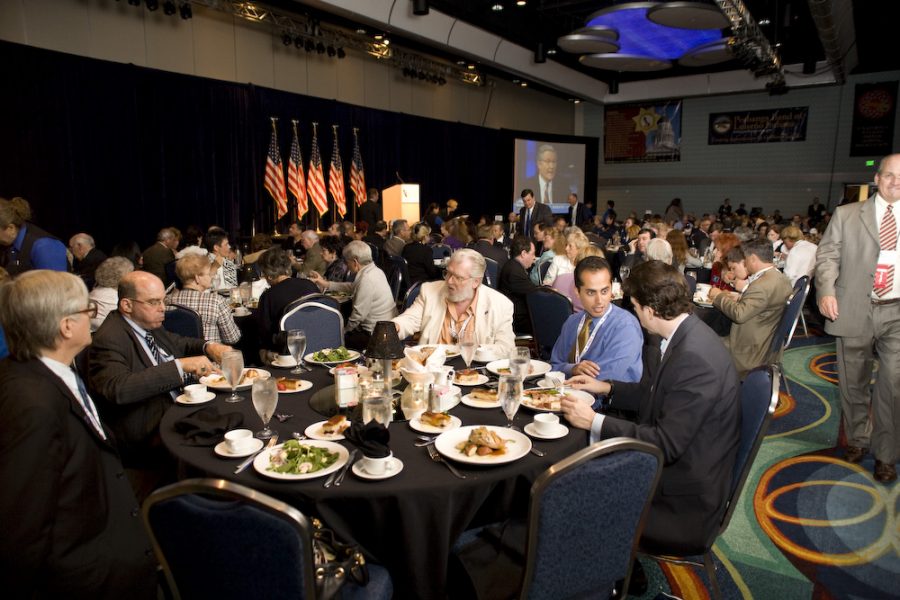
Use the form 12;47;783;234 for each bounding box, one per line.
402;241;442;283
383;236;406;258
566;202;593;228
298;243;327;276
498;258;538;334
0;358;156;599
393;281;515;354
73;247;107;289
141;242;175;283
88;311;206;457
713;267;792;378
601;314;740;555
358;200;382;230
472;239;509;274
518;203;553;234
816;196;883;336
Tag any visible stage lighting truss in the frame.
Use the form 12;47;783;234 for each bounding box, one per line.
715;0;784;85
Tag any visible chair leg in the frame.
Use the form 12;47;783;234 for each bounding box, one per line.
779;361;791;399
703;551;722;600
799;310;808;337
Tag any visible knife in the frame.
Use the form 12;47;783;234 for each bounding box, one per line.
235;434;278;474
333;449;359;487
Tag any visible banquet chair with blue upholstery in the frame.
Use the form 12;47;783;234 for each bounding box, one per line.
404;280;423;310
482;257;499;289
538;260;552;283
162;304;204;339
385;254;410;303
142;478;393;600
432;243;452;260
765;275;809;395
526;287;574;360
280;300;344;354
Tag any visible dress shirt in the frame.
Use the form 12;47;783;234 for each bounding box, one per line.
166;288;241;344
123;315;183;401
873;194;900;299
783;240;818;285
38;356;107;439
539;176;553;204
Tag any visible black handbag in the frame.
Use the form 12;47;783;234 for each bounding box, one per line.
311;518;370;600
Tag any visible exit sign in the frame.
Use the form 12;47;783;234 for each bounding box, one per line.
866;160;875;166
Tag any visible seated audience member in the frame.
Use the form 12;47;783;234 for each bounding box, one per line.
308;241;398;350
394;249;515;354
89;271;232;462
166;254;240;344
492;221;511;249
297;229;327;276
498;236;539;334
141;227;179;283
709;232;741;290
768;224;785;255
110;240;144;269
0;267;9;359
69;232;107;289
562;260;740;555
530;225;558;284
90;257;135;331
550;257;643;381
780;225;817;285
363;220;388;254
472;223;508;274
206;227;237;289
340;221;356;246
242;233;273;264
709;239;792;378
0;270;157;598
177;225;206;257
0;196;68;275
618;227;654;276
552;245;605;309
544;230;589;286
256;248;318;352
354;221;368;241
424;203;442;229
647;238;696;295
383;219;410;258
442;217;467;250
720;247;749;296
666;229;702;272
402;222;442;283
320;235;353;283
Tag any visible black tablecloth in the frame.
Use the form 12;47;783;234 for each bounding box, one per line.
160;360;587;599
694;303;732;337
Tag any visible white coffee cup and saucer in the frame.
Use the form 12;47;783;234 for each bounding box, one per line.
233;306;251;317
271;354;298;368
352;452;404;480
537;371;566;389
474;346;500;363
523;413;569;440
176;383;216;405
215;429;264;457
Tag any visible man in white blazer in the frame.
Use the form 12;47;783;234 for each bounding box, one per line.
393;249;515;354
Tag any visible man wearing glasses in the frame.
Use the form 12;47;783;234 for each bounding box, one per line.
393;249;515;355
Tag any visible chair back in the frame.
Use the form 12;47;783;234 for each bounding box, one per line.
766;275;809;362
483;257;499;289
385;254;410;302
280;301;344;353
432;244;452;259
164;260;180;289
163;304;204;339
521;438;663;600
364;241;380;265
526;287;574;360
538;259;552;283
404;280;423;310
142;478;317;600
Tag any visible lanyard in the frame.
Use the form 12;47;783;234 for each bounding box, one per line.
574;310;610;364
450;313;473;341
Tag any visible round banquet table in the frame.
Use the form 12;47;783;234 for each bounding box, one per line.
160;358;588;600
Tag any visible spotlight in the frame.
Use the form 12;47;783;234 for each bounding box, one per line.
282;33;293;47
337;48;346;59
316;42;325;54
327;46;336;57
145;0;158;11
294;36;303;49
179;2;191;19
534;42;546;64
492;3;504;11
305;39;315;52
546;48;557;56
128;0;140;5
163;0;176;15
374;34;383;41
413;0;429;16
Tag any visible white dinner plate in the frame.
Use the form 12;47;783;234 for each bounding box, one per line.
353;457;404;480
175;391;216;405
453;373;490;387
304;420;349;441
304;349;362;366
214;438;264;458
461;391;502;409
486;359;551;380
435;425;531;465
328;365;369;376
523;422;569;440
409;414;462;434
410;344;461;358
275;378;313;394
201;368;271;391
521;388;595;412
253;441;349;480
694;299;714;308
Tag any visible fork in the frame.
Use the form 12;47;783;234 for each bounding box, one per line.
426;444;466;479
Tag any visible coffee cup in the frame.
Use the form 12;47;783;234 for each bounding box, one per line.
474;346;498;362
362;452;395;476
276;354;296;367
612;281;622;298
184;383;208;401
533;413;560;435
224;429;256;453
234;307;251;317
541;371;565;388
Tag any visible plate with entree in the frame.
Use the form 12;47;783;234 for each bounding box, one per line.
435;425;531;465
275;377;313;394
201;368;271;391
253;439;349;480
453;368;489;387
304;346;361;366
461;387;502;409
521;388;595;412
485;359;551;380
305;414;352;441
409;343;461;358
409;411;462;434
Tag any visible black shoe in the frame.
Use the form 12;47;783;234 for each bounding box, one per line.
844;445;867;464
615;559;647;598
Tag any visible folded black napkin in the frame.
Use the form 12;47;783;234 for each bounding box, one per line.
174;407;244;446
344;418;391;458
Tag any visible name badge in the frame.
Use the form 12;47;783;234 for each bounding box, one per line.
874;250;898;290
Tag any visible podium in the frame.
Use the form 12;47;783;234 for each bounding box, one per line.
382;184;420;224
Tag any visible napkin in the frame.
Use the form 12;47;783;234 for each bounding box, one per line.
174;407;244;446
344;418;391;458
401;345;446;373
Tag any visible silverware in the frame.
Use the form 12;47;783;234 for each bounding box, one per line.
414;439;436;447
235;434;278;474
333;450;359;487
274;413;293;423
426;444;466;479
291;432;308;441
529;446;545;457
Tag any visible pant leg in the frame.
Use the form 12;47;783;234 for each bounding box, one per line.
871;303;900;463
835;334;875;448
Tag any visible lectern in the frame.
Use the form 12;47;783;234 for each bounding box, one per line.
382;184;420;224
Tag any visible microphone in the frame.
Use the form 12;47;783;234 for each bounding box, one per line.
395;171;405;184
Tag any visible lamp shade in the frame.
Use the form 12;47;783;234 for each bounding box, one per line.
366;321;405;359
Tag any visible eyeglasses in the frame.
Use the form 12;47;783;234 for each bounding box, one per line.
444;270;474;284
129;297;166;308
70;300;99;319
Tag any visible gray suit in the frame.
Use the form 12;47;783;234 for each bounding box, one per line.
816;195;900;463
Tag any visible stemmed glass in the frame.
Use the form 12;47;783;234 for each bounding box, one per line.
221;350;245;403
252;377;279;439
459;328;476;369
287;329;307;374
509;347;530;380
498;374;523;429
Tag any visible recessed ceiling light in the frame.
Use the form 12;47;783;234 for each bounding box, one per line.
758;18;771;26
492;3;504;11
573;99;581;104
517;0;526;5
520;82;528;87
467;64;476;70
547;48;557;55
374;33;384;40
456;60;466;66
356;28;366;34
512;79;520;83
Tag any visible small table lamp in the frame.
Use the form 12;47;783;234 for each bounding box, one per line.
365;321;406;400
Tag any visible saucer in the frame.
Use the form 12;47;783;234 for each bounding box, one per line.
523;422;569;440
233;308;251;317
175;391;216;405
214;438;264;458
271;358;298;368
352;457;404;480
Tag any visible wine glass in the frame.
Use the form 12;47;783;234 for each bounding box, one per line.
252;377;278;439
221;350;245;403
286;329;307;374
498;374;523;429
509;347;530;380
459;328;476;369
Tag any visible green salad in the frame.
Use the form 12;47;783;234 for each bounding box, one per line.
312;346;352;362
268;440;340;474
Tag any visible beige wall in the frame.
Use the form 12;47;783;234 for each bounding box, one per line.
0;0;574;134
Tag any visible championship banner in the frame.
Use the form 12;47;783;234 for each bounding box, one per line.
850;81;898;157
604;101;681;163
708;107;808;145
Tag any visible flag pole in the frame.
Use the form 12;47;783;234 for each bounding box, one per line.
352;127;358;224
312;121;320;233
332;123;339;225
270;117;279;234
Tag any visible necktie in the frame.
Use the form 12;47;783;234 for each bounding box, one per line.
145;332;163;364
876;205;897;297
525;208;532;237
569;317;593;362
73;369;107;439
544;182;550;204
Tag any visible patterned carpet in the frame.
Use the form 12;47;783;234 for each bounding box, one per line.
634;324;900;600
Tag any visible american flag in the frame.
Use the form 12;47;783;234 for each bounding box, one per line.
287;121;308;219
349;128;366;207
264;120;288;219
307;123;329;217
329;126;347;218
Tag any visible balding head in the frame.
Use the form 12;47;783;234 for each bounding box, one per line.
69;233;95;260
118;271;167;330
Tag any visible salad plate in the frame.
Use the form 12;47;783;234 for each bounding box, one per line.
253;440;349;480
304;347;361;366
521;388;594;412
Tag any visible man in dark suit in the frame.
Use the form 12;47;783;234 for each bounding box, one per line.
473;224;508;274
141;227;179;284
0;271;157;598
358;187;383;232
88;271;232;464
498;236;538;334
566;193;592;229
518;189;553;241
563;260;740;555
69;232;107;289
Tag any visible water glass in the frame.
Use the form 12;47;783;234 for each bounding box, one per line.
229;288;243;307
498;375;523;428
362;393;392;426
252;377;278;439
459;328;476;368
286;329;307;374
509;347;530;379
239;282;252;305
221;350;245;403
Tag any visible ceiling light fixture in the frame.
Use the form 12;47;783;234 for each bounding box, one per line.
163;0;176;15
413;0;429;16
517;0;527;5
179;2;191;19
145;0;159;10
337;48;346;59
492;4;504;12
316;42;326;54
282;32;293;46
374;34;384;40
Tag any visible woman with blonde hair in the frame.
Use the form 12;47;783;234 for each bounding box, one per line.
543;230;590;286
552;244;605;310
166;254;240;344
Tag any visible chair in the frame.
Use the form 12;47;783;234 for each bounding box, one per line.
142;478;393;600
164;260;181;289
384;254;410;303
403;279;423;310
538;259;552;283
482;257;499;289
526;287;574;360
280;300;344;354
641;365;779;600
765;275;809;396
163;304;203;339
432;244;452;260
364;241;380;265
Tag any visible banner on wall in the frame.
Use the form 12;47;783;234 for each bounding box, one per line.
604;101;682;163
707;107;808;145
850;81;898;157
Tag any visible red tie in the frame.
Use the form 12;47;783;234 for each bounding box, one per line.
876;205;896;297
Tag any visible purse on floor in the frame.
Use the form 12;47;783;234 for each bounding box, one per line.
311;518;370;600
